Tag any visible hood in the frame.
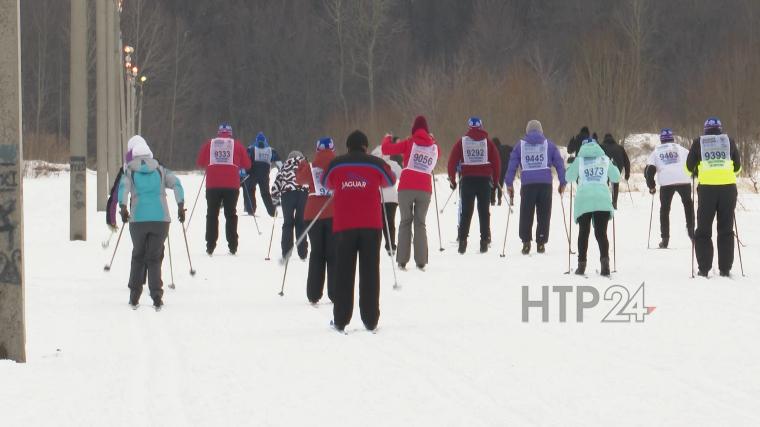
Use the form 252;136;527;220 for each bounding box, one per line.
578;141;606;158
313;149;335;169
523;130;546;144
126;157;160;174
410;129;435;146
411;115;429;134
602;134;617;146
371;145;391;161
465;128;489;140
252;132;269;148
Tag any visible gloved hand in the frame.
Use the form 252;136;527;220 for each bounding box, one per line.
490;187;496;206
119;205;130;223
449;178;457;191
178;202;186;223
239;168;247;178
625;172;631;181
507;187;515;200
558;184;566;195
567;156;575;164
273;198;281;207
649;187;656;195
496;186;503;206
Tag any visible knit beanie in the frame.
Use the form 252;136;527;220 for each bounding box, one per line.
526;120;543;134
411;115;429;133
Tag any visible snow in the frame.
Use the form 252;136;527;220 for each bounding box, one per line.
2;169;760;426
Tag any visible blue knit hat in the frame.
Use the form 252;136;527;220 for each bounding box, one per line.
255;132;268;148
581;138;597;146
316;137;335;152
217;122;233;137
704;117;722;133
660;128;675;143
468;117;483;129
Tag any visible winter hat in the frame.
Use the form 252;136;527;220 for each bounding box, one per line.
129;135;153;159
579;126;590;139
287;150;304;160
581;137;597;146
346;130;369;152
526;120;543;134
411;115;429;133
255;132;267;148
468;117;483;129
660;128;675;143
704;117;722;133
316;137;335;152
217;122;233;138
125;134;142;162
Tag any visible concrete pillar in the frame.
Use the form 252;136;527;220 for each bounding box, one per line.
106;0;120;182
70;0;88;241
96;0;108;211
0;0;26;363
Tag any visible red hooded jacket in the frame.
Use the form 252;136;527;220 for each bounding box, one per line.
381;130;439;193
295;149;336;220
447;128;500;184
196;138;252;189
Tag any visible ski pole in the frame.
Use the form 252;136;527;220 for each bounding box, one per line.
560;193;572;273
102;227;117;249
612;214;617;273
691;177;696;278
734;217;745;277
626;180;635;207
103;223;126;271
265;209;278;261
186;172;206;229
569;183;574;253
167;233;176;289
181;222;196;276
499;200;513;258
279;195;334;296
380;188;400;289
241;177;262;235
432;176;444;252
647;192;654;249
440;188;455;213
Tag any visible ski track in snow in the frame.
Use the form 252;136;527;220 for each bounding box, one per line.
1;171;759;426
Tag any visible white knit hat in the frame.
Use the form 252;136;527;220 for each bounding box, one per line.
526;120;543;134
128;135;153;159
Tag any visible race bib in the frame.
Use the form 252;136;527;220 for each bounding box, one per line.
579;156;609;186
210;138;234;166
310;167;330;196
254;146;272;164
462;137;488;165
655;143;680;166
520;140;549;170
405;144;438;174
700;134;731;171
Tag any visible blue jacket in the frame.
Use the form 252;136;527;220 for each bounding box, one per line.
118;157;184;222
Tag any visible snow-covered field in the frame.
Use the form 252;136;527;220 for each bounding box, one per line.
2;169;760;426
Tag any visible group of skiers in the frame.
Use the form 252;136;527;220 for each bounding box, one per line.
112;115;742;329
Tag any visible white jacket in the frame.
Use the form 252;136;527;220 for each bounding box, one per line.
372;146;402;204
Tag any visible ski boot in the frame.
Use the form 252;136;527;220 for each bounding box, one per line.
719;270;731;277
479;239;489;253
416;263;426;271
658;238;668;249
398;262;407;270
600;257;611;276
537;243;546;254
152;299;163;312
521;241;531;255
458;238;467;254
575;261;586;276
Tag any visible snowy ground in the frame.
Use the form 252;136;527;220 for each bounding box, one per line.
2;169;760;426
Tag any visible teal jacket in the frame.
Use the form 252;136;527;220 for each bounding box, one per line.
118;157;184;222
565;141;620;223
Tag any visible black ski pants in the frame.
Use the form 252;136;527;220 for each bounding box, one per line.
695;184;737;273
244;165;276;217
206;188;239;252
611;183;620;209
333;228;381;330
660;183;695;240
281;190;308;259
577;211;610;263
519;183;553;244
381;202;398;253
307;218;336;303
458;176;492;242
128;221;169;304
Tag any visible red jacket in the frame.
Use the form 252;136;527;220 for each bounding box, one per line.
381;130;439;193
196;138;252;189
323;151;396;233
295;150;335;220
447;128;500;184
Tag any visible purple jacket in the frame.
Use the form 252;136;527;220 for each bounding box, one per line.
505;131;566;187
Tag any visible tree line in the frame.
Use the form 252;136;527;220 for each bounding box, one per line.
20;0;760;173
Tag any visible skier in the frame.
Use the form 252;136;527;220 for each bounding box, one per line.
196;122;251;255
118;136;185;310
493;137;513;206
296;137;337;304
644;128;695;248
371;145;402;256
565;137;620;276
322;130;395;332
244;132;280;217
106;135;143;230
272;151;309;260
566;126;590;163
504;120;567;255
600;133;631;209
447;117;501;254
686;117;742;277
381;115;439;269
